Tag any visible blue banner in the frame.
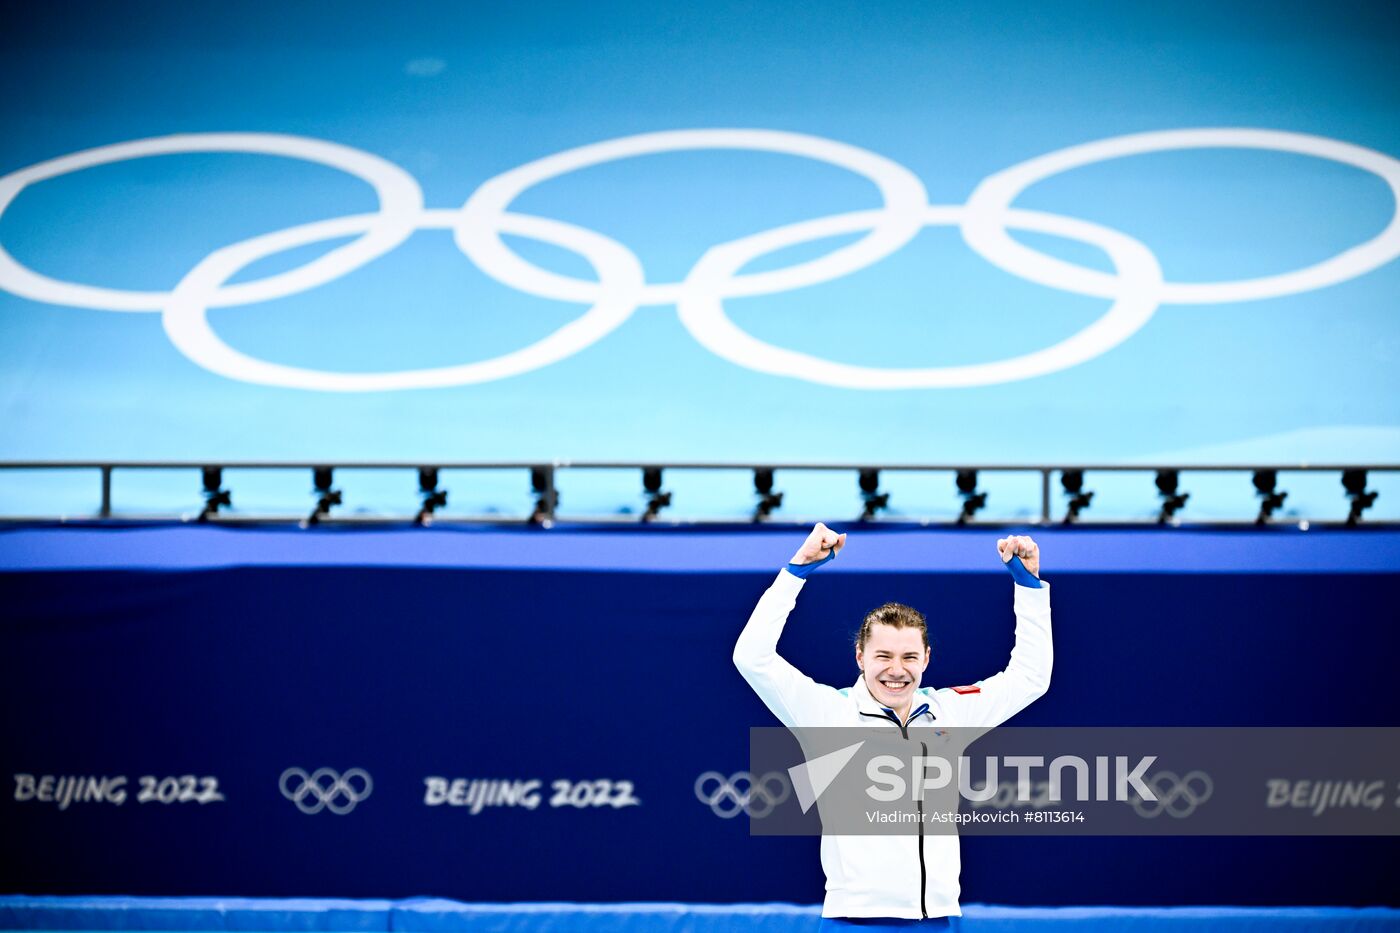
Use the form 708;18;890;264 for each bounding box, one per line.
2;526;1397;904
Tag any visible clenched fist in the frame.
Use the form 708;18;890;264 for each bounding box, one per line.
791;522;847;565
997;535;1040;577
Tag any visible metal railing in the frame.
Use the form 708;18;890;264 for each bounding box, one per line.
0;461;1393;527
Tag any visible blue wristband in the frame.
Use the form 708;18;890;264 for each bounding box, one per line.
786;550;836;578
1005;554;1042;588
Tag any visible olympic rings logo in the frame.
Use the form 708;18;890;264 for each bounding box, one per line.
694;770;791;819
1129;769;1213;819
278;766;374;815
2;128;1398;391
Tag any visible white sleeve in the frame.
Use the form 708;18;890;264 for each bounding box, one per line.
938;580;1053;728
732;569;849;727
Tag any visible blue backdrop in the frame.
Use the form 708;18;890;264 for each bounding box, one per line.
1;0;1398;522
2;525;1397;904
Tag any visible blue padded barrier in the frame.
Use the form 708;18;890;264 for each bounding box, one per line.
3;898;1400;932
392;900;822;933
959;906;1400;932
0;896;392;931
390;902;1400;933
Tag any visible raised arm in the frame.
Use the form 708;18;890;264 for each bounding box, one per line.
937;535;1053;728
733;523;850;727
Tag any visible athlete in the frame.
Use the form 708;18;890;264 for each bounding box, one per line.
733;524;1052;927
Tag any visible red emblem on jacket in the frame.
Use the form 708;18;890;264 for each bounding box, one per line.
951;685;981;694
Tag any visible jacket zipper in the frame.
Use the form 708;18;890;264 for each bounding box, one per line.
859;707;930;919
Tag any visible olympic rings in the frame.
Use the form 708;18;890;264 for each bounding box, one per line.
694;769;791;819
455;128;928;305
678;205;1162;389
0;133;424;312
0;126;1396;390
1128;769;1213;819
163;208;643;391
962;128;1400;304
278;766;374;816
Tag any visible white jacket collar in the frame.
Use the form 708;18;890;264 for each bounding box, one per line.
852;675;933;723
852;675;886;715
845;675;935;728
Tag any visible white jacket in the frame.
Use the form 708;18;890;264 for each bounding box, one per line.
732;568;1053;919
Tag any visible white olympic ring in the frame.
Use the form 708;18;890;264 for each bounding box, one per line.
455;128;928;305
0;133;423;311
1129;769;1213;819
0;127;1396;390
278;766;374;815
678;205;1162;388
962;128;1400;304
163;208;642;391
694;770;791;819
